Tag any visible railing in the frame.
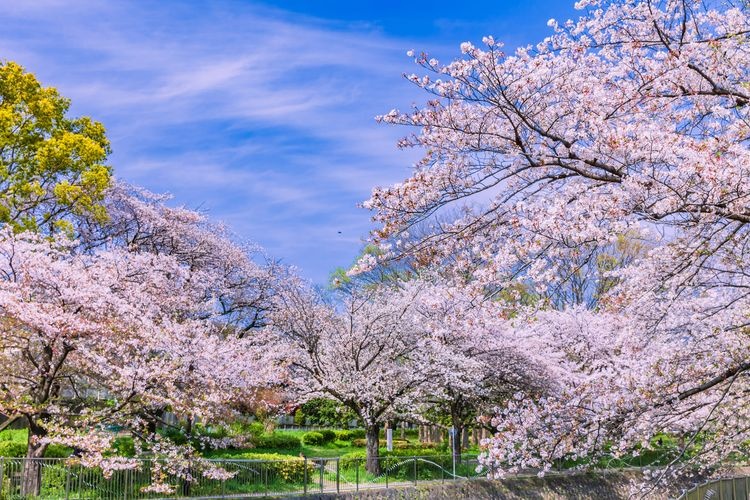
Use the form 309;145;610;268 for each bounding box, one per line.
677;477;750;500
0;454;482;498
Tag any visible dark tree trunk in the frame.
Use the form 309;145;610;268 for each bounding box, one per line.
21;422;49;497
365;424;380;475
181;415;193;497
451;413;464;466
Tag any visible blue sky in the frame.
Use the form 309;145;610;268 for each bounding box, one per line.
0;0;578;282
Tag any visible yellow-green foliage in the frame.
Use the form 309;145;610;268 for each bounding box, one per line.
235;452;315;482
0;62;112;233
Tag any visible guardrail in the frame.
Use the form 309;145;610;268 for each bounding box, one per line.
0;454;483;498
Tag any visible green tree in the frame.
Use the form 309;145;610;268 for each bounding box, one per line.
0;61;111;234
299;398;358;428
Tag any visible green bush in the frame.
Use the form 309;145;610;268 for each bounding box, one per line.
254;433;301;450
302;431;325;446
160;427;188;445
111;436;135;457
294;409;305;425
319;429;336;444
334;430;351;441
0;440;27;457
235;452;315;482
44;444;73;458
230;421;264;439
334;429;365;441
298;398;357;427
40;464;68;497
0;429;27;442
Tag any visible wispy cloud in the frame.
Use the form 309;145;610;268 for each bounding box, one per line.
1;1;577;281
0;0;444;281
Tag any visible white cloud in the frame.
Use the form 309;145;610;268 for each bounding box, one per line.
0;0;453;281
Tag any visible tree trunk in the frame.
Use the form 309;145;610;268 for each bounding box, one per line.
181;415;193;497
462;427;470;449
452;427;463;465
21;424;48;497
472;427;479;446
451;414;463;465
365;424;380;475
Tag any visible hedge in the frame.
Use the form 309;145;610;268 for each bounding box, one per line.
254;433;301;450
0;441;73;458
334;429;366;442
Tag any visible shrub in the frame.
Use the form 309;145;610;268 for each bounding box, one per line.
254;433;301;450
194;423;228;440
228;421;264;443
334;430;351;441
0;441;27;457
319;429;336;444
44;444;73;458
298;398;357;427
160;427;188;445
339;450;366;468
111;436;135;457
0;429;27;442
235;452;315;482
39;464;68;497
302;431;325;446
294;408;305;425
335;429;365;442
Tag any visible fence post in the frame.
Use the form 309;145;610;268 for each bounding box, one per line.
65;462;71;500
413;457;417;485
78;460;83;497
0;457;4;497
304;458;308;495
385;457;388;489
319;459;324;493
355;458;359;492
336;458;340;493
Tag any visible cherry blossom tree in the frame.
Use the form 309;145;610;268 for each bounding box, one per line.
260;279;435;474
0;184;277;495
412;281;552;465
365;0;750;479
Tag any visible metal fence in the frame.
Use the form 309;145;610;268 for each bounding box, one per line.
677;477;750;500
0;454;484;499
